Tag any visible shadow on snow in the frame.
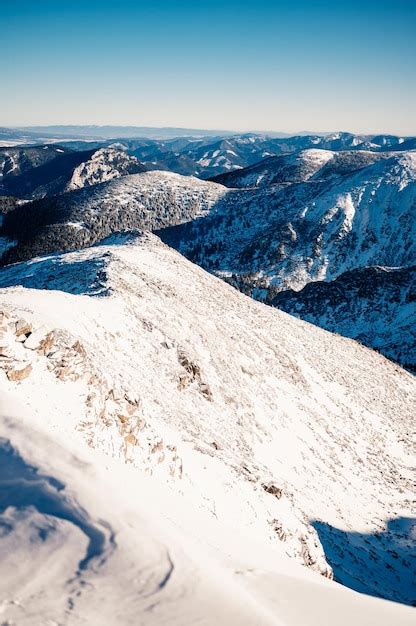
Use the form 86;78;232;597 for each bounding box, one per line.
312;517;416;606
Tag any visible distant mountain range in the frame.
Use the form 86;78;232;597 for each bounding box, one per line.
1;131;415;191
47;131;416;178
1;125;326;142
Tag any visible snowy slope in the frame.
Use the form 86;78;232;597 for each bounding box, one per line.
1;395;415;626
161;151;416;293
0;232;414;611
273;265;416;372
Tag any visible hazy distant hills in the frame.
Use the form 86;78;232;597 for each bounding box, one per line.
1;124;318;141
1;125;239;142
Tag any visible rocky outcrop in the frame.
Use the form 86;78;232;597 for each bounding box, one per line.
65;148;146;191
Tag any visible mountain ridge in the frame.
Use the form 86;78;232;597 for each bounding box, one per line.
0;231;414;607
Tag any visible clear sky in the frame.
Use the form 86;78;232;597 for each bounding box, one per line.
1;0;415;134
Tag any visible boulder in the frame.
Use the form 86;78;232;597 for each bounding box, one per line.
15;319;32;337
38;331;55;355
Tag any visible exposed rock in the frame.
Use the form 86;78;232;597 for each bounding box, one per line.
0;332;10;356
124;432;138;446
177;349;213;400
65;148;146;191
270;519;287;541
263;483;283;499
38;331;55;356
6;362;32;381
72;340;87;356
0;310;10;326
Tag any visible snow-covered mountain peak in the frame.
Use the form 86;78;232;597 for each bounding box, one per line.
211;148;384;189
388;150;416;189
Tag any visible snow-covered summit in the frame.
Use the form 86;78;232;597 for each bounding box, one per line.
211;148;386;188
0;232;414;609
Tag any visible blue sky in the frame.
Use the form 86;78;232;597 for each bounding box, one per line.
1;0;415;134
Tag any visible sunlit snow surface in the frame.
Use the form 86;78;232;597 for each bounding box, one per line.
0;232;415;624
1;396;414;626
